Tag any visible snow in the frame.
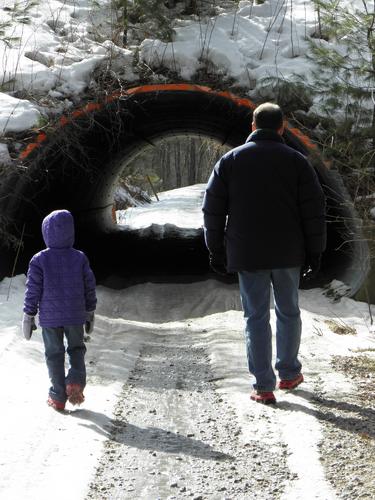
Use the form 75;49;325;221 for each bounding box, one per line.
52;53;106;95
0;93;41;134
1;184;374;498
140;3;314;87
0;143;12;165
0;0;363;139
116;184;205;229
0;0;135;137
1;278;374;499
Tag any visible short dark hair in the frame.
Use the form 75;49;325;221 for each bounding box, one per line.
253;102;283;131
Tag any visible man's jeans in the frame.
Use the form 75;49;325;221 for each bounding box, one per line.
238;268;302;392
42;325;86;403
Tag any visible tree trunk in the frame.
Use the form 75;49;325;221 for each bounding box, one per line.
122;0;128;46
367;6;375;173
188;138;196;185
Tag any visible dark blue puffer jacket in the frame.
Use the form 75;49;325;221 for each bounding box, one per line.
202;129;326;272
23;210;97;327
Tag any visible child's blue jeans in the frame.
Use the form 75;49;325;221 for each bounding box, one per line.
42;325;86;403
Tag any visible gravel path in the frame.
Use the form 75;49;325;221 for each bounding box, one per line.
86;333;292;499
313;354;375;499
82;282;375;500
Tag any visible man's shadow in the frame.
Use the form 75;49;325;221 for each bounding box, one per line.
70;408;234;462
277;389;375;439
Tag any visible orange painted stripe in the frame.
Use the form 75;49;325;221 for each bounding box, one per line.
59;115;69;127
288;127;318;151
104;93;120;104
85;102;101;112
19;142;39;160
72;109;85;119
36;132;47;143
18;84;316;159
124;84;257;111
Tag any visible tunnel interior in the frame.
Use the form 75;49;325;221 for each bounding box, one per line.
0;85;369;294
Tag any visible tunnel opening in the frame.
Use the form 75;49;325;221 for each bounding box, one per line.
0;84;369;294
113;133;230;230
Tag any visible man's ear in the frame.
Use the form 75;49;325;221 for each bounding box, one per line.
251;120;257;132
278;121;285;136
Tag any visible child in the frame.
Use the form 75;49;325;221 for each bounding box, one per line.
22;209;97;411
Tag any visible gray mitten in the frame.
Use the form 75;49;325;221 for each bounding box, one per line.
85;311;95;334
22;313;37;340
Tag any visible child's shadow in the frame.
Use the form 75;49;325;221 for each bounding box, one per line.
70;408;233;462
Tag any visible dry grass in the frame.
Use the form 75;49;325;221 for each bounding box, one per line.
324;319;357;336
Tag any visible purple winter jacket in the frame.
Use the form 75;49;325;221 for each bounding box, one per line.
23;210;97;327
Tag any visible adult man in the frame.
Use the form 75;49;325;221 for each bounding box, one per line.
202;102;326;404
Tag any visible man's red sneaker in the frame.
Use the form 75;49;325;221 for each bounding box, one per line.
278;373;304;390
47;397;65;411
250;390;276;405
66;383;85;405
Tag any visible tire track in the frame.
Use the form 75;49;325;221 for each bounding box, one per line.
86;333;292;499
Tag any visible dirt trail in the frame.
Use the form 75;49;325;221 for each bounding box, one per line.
86;333;291;499
81;282;375;500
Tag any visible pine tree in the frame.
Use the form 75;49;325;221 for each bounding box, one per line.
111;1;221;45
309;0;375;195
307;1;375;294
111;0;175;45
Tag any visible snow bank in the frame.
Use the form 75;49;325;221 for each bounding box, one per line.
0;0;136;135
140;0;316;89
0;93;42;133
0;0;366;135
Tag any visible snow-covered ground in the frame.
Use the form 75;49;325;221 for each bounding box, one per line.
116;184;205;229
1;185;375;499
0;0;366;135
1;272;375;499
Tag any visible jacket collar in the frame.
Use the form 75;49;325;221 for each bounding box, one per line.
246;128;285;144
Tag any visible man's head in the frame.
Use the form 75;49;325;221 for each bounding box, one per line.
252;102;284;135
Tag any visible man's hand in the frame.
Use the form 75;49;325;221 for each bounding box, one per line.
209;253;227;276
22;313;37;340
301;253;321;280
85;311;95;334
